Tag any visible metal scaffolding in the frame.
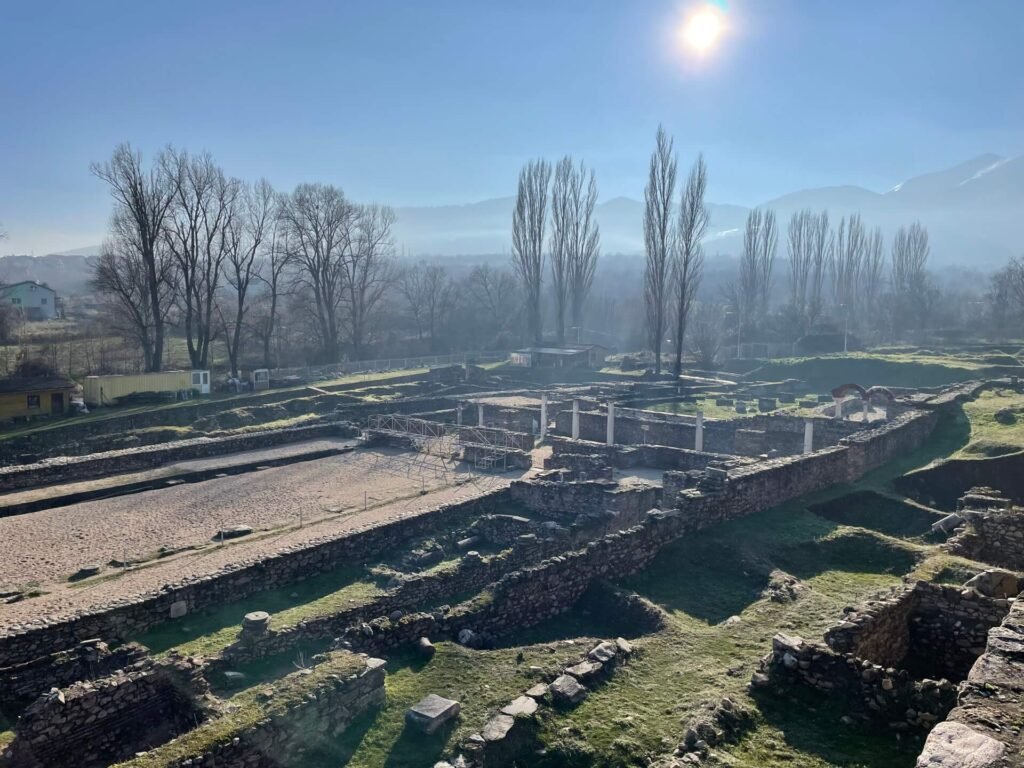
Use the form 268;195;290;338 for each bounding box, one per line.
364;413;529;473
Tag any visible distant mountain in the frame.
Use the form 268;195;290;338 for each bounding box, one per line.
392;154;1023;265
29;153;1024;270
0;253;96;296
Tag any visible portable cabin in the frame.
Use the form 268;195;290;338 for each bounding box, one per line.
0;377;76;420
82;370;209;406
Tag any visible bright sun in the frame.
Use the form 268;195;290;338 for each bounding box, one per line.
683;8;723;53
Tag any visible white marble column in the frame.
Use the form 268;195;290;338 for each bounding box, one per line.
572;399;580;440
694;411;704;452
540;393;548;440
478;403;485;427
606;402;615;446
803;419;814;454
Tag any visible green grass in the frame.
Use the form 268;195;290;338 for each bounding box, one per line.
955;388;1024;457
807;491;942;540
134;566;385;658
746;351;1018;391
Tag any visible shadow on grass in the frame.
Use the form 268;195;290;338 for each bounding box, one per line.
619;507;918;625
135;565;377;655
745;685;920;768
808;490;942;540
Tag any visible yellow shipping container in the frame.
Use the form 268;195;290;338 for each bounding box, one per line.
83;371;197;406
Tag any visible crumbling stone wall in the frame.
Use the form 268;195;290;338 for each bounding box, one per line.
915;598;1024;767
115;653;386;768
0;640;149;709
547;435;747;472
2;655;209;768
949;502;1024;571
0;492;503;669
509;478;660;523
553;409;861;455
824;581;1010;682
759;633;957;731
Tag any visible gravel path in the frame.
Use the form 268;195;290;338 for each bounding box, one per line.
0;447;526;628
0;438;357;506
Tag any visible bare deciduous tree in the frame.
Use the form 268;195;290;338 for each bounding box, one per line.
671;153;707;377
91;144;181;371
643;126;677;375
831;213;866;330
252;214;292;369
891;222;933;332
787;209;811;331
278;183;355;363
165;151;239;370
344;204;396;359
511;159;551;346
399;261;455;351
550;156;601;343
860;226;886;334
219;179;275;377
467;264;521;346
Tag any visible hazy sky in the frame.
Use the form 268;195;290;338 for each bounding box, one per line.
1;0;1021;255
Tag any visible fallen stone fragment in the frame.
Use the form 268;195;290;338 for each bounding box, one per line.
565;660;603;682
406;694;461;735
501;695;539;717
549;674;587;705
915;721;1005;767
482;713;516;742
588;641;617;663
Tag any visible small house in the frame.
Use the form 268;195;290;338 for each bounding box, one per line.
0;281;58;321
0;377;76;420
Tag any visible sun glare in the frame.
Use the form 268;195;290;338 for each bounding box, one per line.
683;8;723;53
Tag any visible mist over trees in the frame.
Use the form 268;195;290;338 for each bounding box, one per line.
54;136;1024;382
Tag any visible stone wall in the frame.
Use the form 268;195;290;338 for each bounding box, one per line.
915;598;1024;767
546;435;749;472
759;633;957;732
552;409;862;456
824;581;1010;682
896;450;1024;510
0;421;356;493
509;478;660;524
0;639;149;709
949;501;1024;571
0;491;502;669
113;652;385;768
2;655;210;768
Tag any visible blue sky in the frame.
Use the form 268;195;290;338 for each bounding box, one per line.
1;0;1021;254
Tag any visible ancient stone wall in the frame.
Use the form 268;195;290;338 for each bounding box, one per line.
761;633;957;731
547;435;748;472
0;492;502;669
915;598;1024;767
949;505;1024;570
509;479;660;523
824;581;1010;682
2;655;209;768
553;409;861;455
896;450;1024;510
0;640;149;709
113;653;386;768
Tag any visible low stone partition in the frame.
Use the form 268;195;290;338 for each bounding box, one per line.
553;408;862;456
948;491;1024;570
915;598;1024;767
546;435;749;473
111;652;385;768
755;632;957;732
824;581;1010;682
0;639;149;709
0;421;357;493
0;491;503;669
896;449;1024;510
509;478;660;525
1;654;210;768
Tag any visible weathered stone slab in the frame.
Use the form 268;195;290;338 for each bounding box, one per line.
565;660;603;681
406;694;461;735
482;713;516;741
549;674;586;705
588;641;617;663
915;721;1005;767
501;695;538;717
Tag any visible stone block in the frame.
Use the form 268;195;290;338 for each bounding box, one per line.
549;674;587;705
501;696;538;717
406;694;461;735
169;600;188;619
